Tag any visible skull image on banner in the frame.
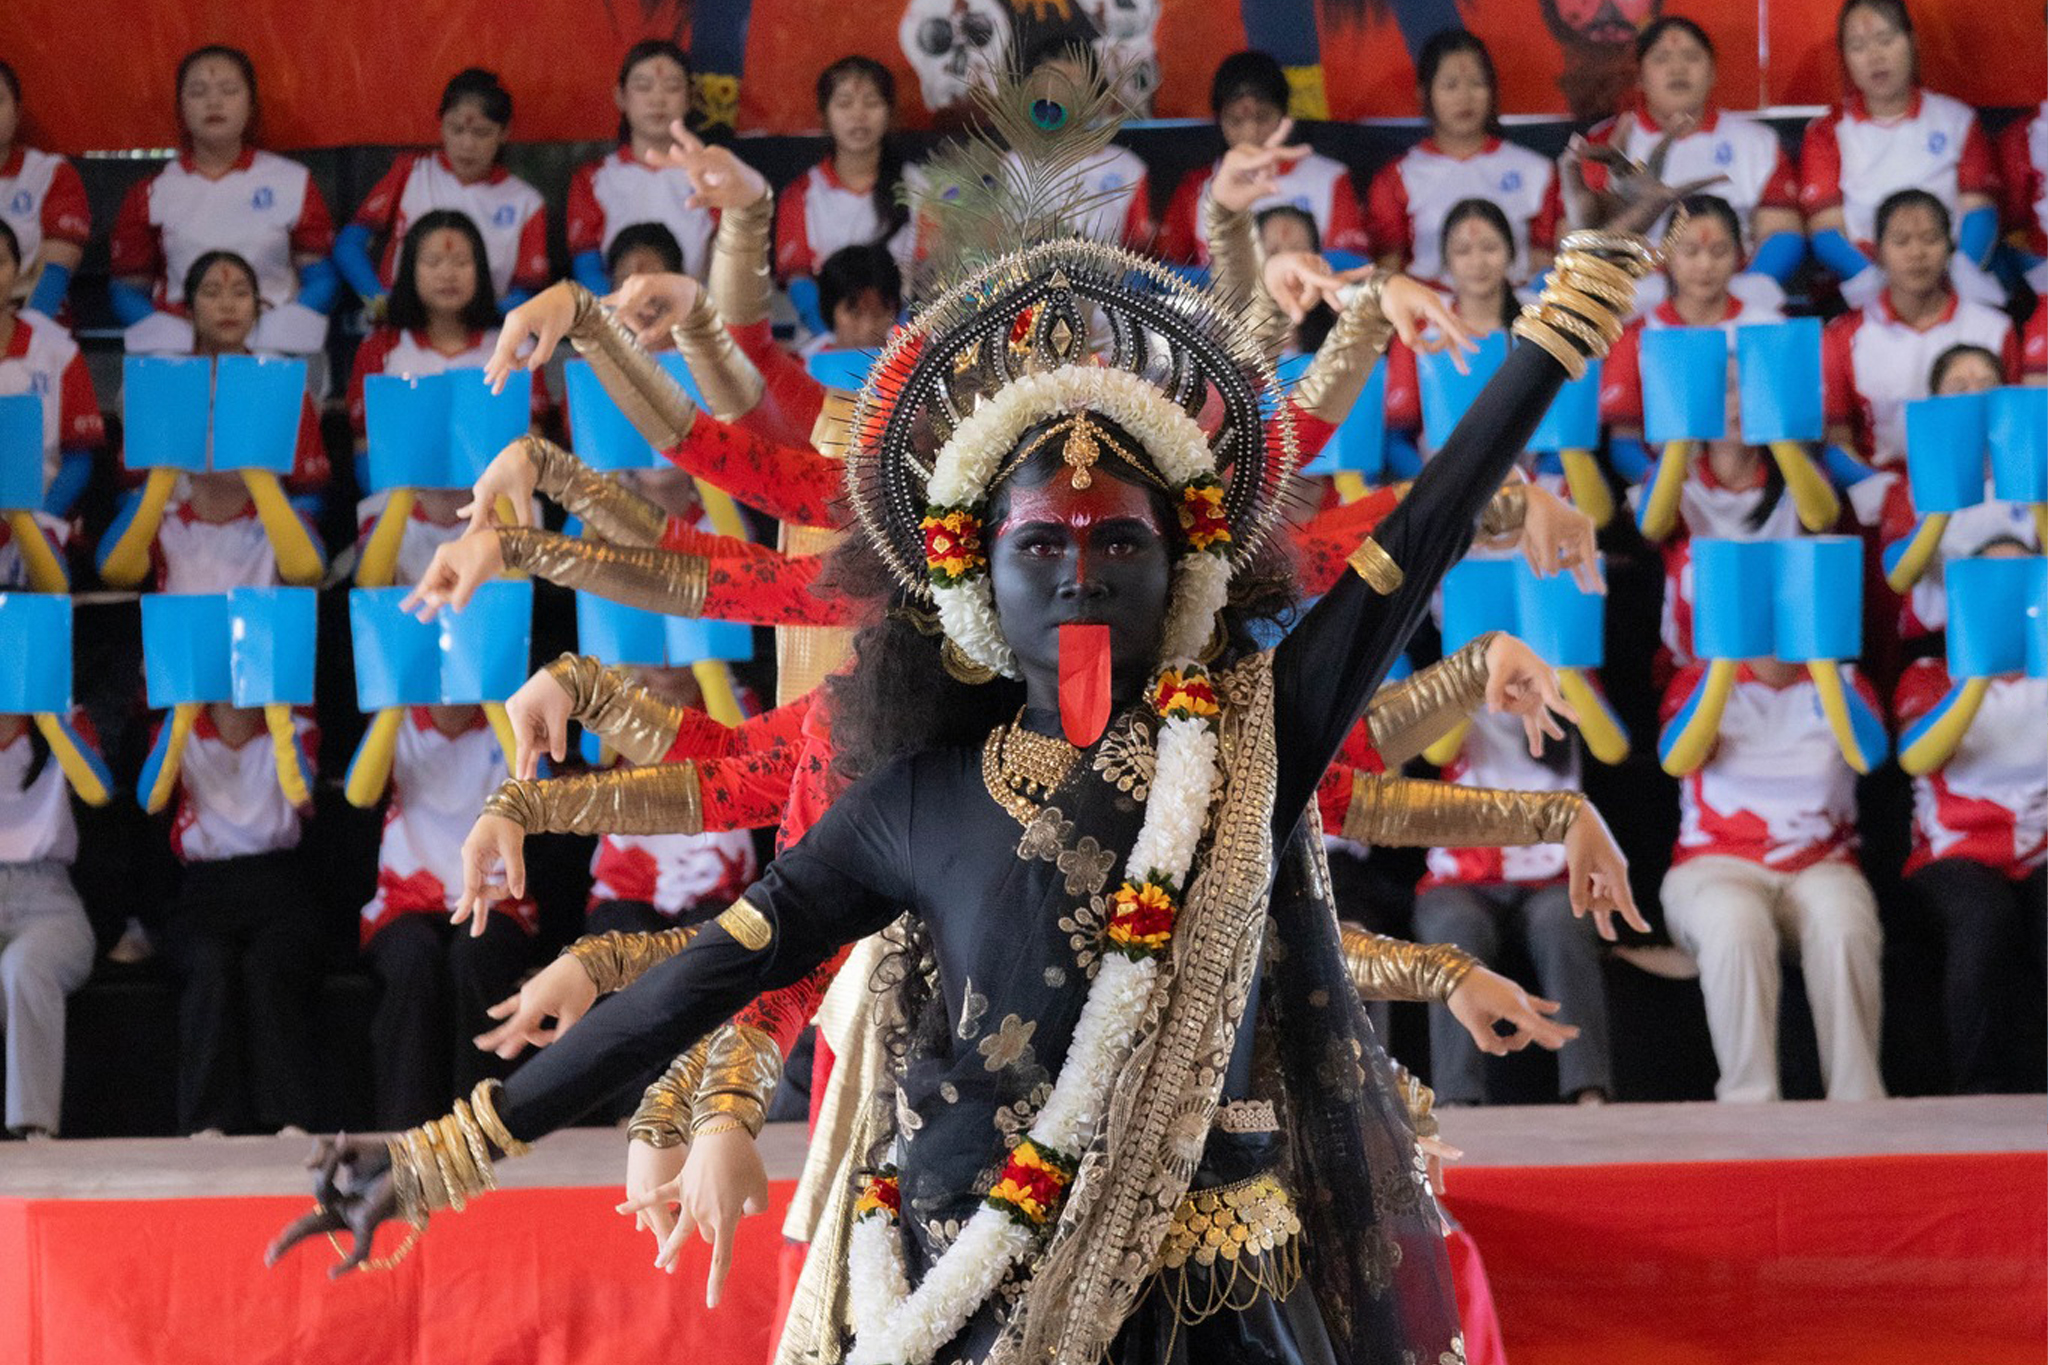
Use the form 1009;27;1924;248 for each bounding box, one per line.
900;0;1014;115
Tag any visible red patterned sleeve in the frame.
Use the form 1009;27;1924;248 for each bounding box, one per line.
1289;485;1404;595
1957;114;2000;199
288;393;329;490
1528;163;1564;253
695;741;801;831
732;946;851;1056
656;519;843;626
512;204;551;292
665;694;813;762
662;410;841;527
732;319;827;445
1383;338;1421;431
1598;322;1644;426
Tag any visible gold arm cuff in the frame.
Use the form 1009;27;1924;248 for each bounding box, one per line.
1200;190;1290;362
1512;311;1589;380
1291;279;1396;424
559;925;701;995
689;1021;782;1139
629;1039;712;1147
484;761;706;839
1339;922;1478;1004
469;1079;530;1158
497;527;710;617
715;895;773;951
810;389;858;460
522;435;668;547
1344;774;1585;849
565;281;697;447
544;652;685;765
670;289;766;421
1346;536;1404;593
1478;482;1530;538
708;194;774;327
1366;632;1497;767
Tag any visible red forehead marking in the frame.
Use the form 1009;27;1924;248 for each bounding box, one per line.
995;476;1160;537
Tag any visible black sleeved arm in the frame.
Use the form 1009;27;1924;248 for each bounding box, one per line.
1269;343;1571;826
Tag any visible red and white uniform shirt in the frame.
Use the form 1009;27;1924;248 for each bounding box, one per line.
1639;455;1809;674
1160;151;1367;265
1421;709;1580;888
154;497;314;594
1598;294;1781;429
1863;473;2040;638
1822;291;2017;466
1589;104;1798;247
1997;103;2046;285
1895;661;2047;880
361;710;535;943
0;146;91;298
567;148;716;279
588;827;758;921
110;149;336;309
1365;137;1561;285
1011;145;1155;253
0;311;104;489
1666;663;1877;872
0;716;88;865
774;159;917;279
167;707;315;863
350;151;548;299
1800;90;1999;251
344;325;505;435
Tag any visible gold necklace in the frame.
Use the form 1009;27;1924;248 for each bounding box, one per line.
981;711;1079;827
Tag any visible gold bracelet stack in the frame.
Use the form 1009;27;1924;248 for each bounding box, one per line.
688;1021;783;1139
1511;229;1658;380
565;282;698;447
544;652;687;765
557;924;702;994
1343;773;1585;850
1365;632;1497;767
337;1080;526;1272
708;194;775;328
496;528;712;618
484;762;708;842
1477;481;1530;538
521;435;668;548
629;1040;713;1148
671;288;766;421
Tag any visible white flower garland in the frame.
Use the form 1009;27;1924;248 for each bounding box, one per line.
845;672;1222;1365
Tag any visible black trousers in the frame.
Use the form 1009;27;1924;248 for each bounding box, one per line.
162;850;325;1134
366;911;535;1129
1908;858;2048;1094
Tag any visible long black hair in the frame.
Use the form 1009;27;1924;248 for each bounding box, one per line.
817;55;909;243
385;209;499;333
822;413;1296;782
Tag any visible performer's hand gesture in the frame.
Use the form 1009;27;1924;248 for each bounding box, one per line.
1263;254;1479;374
1562;118;1725;238
264;1134;401;1278
485;282;581;394
455;810;527;938
474;952;599;1057
621;1137;688;1253
404;529;505;622
1418;1133;1462;1199
503;668;574;780
1483;633;1578;757
646;121;770;211
607;272;703;349
1517;484;1604;594
1446;964;1579;1055
1563;802;1647;940
1210;118;1308;214
617;1124;768;1304
461;436;543;534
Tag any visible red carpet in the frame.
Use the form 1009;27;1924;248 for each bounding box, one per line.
3;1151;2042;1364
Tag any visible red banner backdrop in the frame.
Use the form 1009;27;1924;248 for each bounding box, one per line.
0;0;2040;152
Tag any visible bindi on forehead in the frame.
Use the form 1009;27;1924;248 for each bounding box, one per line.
996;477;1162;537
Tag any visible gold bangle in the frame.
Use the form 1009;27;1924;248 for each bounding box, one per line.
469;1078;532;1158
1531;304;1617;357
689;1115;750;1140
1512;312;1589;380
451;1100;499;1194
407;1126;449;1212
1346;536;1405;593
1551;256;1638;312
1536;285;1626;345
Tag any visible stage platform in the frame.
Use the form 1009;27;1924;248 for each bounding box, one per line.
3;1096;2042;1364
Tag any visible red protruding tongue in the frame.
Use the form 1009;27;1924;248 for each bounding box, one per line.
1058;623;1114;748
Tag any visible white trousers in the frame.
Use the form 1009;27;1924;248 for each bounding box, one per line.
1662;855;1886;1104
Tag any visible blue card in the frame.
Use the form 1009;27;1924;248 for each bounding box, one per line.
1301;361;1388;476
1736;318;1824;444
121;356;211;472
348;588;441;710
563;359;660;472
1439;558;1519;652
1690;539;1776;661
437;579;533;703
1904;393;1989;514
2026;559;2048;681
0;594;72;713
1945;556;2041;678
575;592;669;666
665;617;753;664
1514;561;1606;668
806;349;876;393
1419;332;1508;452
1526;361;1603;454
141;593;234;705
229;587;318;706
1988;386;2047;504
0;393;45;509
447;369;531;484
1771;536;1862;663
363;372;456;491
1641;328;1728;444
210;355;307;473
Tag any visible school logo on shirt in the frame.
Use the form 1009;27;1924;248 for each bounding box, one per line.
7;191;29;215
29;373;51;396
493;204;516;226
1500;171;1522;193
1714;141;1734;166
1099;173;1124;192
252;186;275;211
1928;131;1948;155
